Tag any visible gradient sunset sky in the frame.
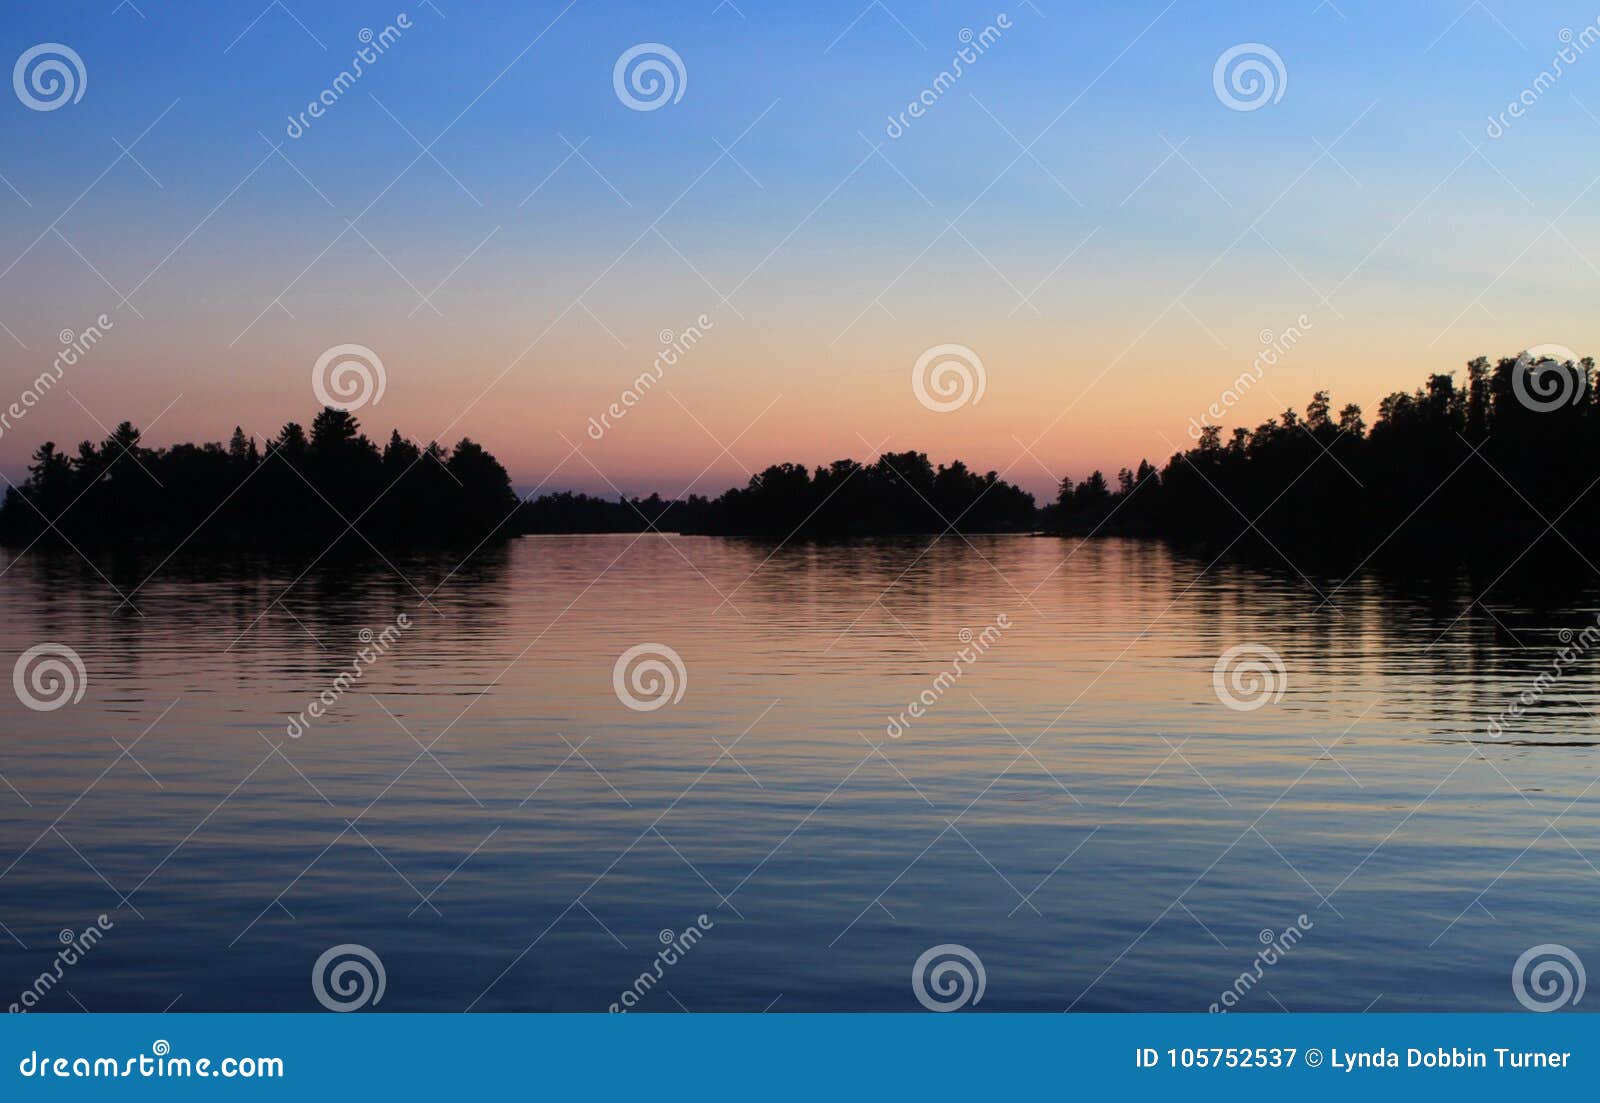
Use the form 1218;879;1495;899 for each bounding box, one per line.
2;1;1596;500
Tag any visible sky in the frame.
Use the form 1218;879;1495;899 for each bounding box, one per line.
2;0;1598;501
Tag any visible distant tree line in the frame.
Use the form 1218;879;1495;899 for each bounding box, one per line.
7;354;1594;575
514;452;1037;538
1055;353;1600;576
0;407;517;550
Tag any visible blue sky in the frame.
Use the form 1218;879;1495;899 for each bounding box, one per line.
3;1;1597;497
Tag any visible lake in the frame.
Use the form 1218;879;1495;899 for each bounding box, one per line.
1;534;1596;1012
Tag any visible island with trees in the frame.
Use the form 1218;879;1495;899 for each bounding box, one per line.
3;353;1595;582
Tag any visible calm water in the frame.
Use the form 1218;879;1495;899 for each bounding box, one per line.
1;535;1597;1012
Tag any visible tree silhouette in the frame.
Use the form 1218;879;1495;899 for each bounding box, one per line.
0;407;517;552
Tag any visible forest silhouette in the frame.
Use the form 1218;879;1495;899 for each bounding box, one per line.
2;353;1596;579
0;407;519;551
